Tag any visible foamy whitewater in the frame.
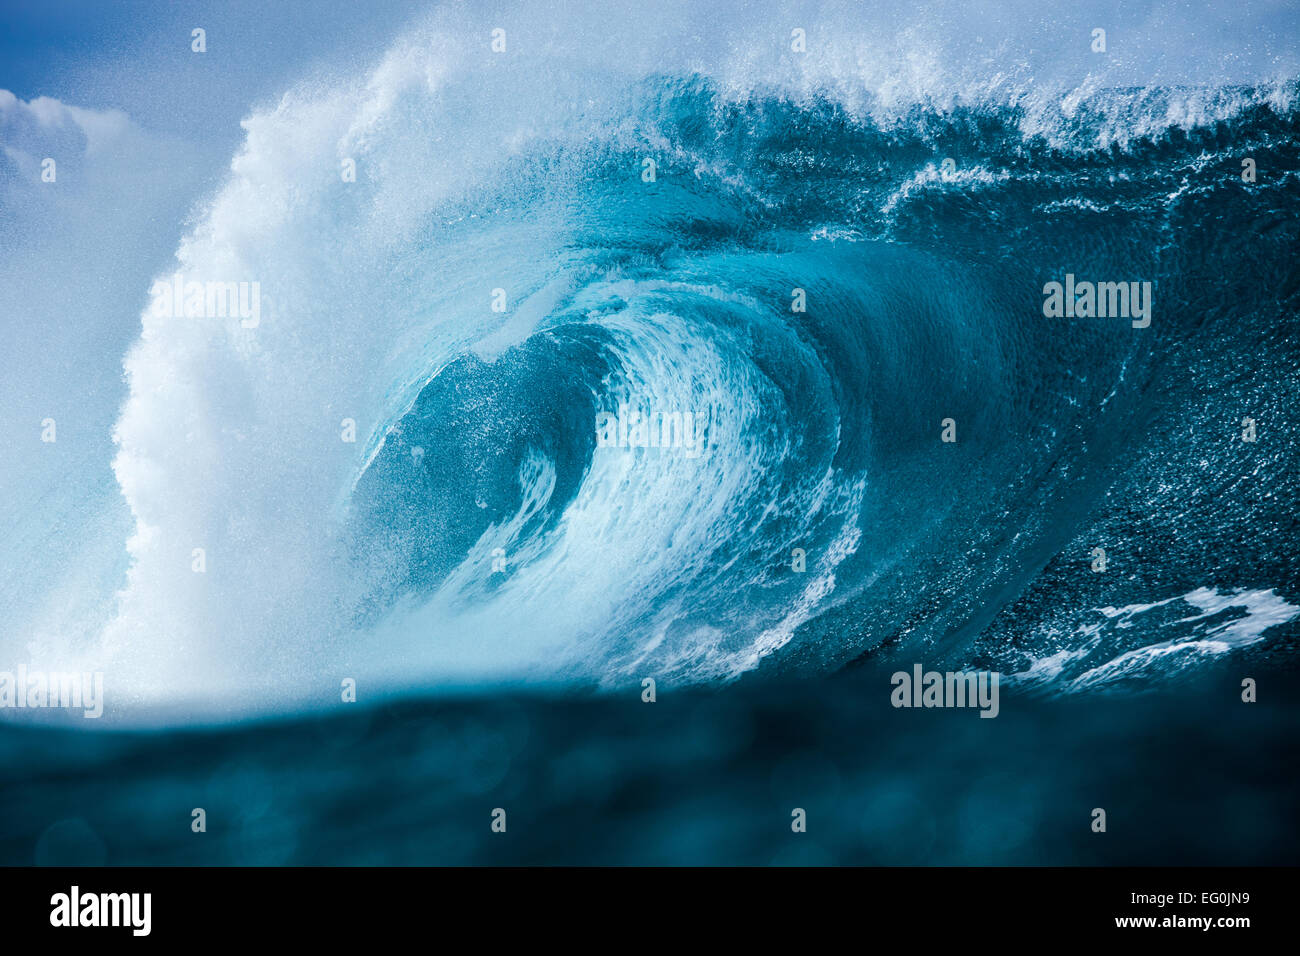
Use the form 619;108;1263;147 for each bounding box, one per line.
3;1;1299;721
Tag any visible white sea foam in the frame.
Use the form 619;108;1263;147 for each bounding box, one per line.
1007;587;1300;692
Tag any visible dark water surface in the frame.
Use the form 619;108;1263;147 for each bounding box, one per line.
3;663;1295;866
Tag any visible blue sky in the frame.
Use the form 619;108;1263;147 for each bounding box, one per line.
1;0;426;139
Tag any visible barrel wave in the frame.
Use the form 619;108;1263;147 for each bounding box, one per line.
85;10;1300;715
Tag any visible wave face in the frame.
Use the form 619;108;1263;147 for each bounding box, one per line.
69;7;1300;712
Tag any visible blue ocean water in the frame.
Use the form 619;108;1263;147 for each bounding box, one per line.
2;664;1297;865
1;2;1298;864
